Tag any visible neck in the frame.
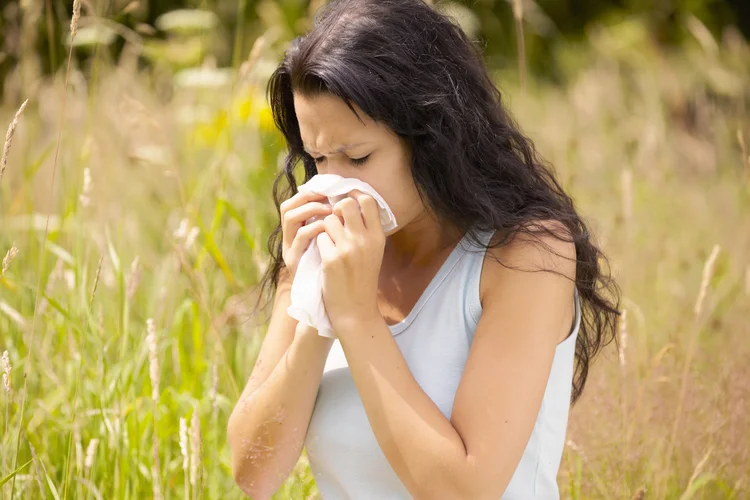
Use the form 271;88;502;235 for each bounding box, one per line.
384;210;463;267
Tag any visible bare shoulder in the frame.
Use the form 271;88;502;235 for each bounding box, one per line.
479;219;577;303
451;221;579;495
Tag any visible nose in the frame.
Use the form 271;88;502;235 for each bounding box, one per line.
316;161;347;178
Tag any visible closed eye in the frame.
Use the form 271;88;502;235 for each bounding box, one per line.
311;154;371;166
350;154;370;166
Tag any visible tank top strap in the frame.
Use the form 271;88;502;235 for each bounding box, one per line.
460;227;498;335
459;227;581;344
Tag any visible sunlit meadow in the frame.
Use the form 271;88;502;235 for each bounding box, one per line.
1;4;749;499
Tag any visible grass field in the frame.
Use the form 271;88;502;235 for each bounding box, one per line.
1;9;749;500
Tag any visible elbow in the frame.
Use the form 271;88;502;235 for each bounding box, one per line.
230;466;266;500
415;459;509;500
227;410;275;500
417;480;505;500
231;467;274;500
460;472;512;500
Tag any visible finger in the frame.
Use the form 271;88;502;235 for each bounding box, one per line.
285;202;333;226
323;214;346;244
279;190;328;218
350;190;383;232
333;197;365;234
316;232;336;262
282;202;332;247
289;220;327;256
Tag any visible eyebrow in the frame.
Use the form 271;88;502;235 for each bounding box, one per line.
303;142;368;155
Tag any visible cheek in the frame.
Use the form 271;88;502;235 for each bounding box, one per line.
378;181;422;232
354;179;405;232
361;150;419;229
391;194;421;227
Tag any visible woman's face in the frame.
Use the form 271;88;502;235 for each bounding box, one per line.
293;92;424;235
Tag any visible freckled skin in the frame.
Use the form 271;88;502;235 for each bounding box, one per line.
228;323;333;498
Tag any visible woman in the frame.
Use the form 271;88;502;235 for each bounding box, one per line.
228;0;620;498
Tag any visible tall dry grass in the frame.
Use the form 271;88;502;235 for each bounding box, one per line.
0;5;748;500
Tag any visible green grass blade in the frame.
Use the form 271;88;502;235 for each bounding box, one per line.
0;458;34;486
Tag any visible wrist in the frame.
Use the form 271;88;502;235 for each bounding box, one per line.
331;307;383;336
279;265;294;286
294;322;334;351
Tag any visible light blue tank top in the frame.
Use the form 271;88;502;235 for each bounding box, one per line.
304;228;582;499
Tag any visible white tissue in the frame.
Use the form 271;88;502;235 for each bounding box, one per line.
286;174;397;338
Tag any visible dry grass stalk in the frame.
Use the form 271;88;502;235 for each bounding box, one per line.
37;259;63;316
1;246;18;278
618;308;629;456
190;408;203;495
2;350;11;393
210;362;219;419
27;438;45;495
13;1;84;496
146;319;159;403
566;439;587;460
565;439;611;497
71;0;82;39
79;167;92;207
665;245;720;486
511;0;524;22
0;99;29;186
238;35;267;82
694;245;720;318
174;218;188;240
621;168;633;226
89;256;103;309
2;349;10;468
631;486;646;500
151;441;162;500
618;309;628;368
126;256;141;300
739;130;750;191
174;218;200;250
73;423;84;473
146;318;162;499
679;449;712;500
122;1;140;15
180;417;190;499
84;438;99;471
1;349;11;482
512;0;527;93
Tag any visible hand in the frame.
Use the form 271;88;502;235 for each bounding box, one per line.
317;190;385;335
280;189;333;279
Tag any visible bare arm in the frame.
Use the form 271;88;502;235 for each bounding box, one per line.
227;280;334;499
228;189;335;498
238;269;297;400
333;229;577;499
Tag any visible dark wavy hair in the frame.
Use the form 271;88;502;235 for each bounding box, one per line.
258;0;620;404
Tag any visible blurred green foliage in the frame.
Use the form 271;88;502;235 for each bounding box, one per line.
1;0;748;97
0;1;748;499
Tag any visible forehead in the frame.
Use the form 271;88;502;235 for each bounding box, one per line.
293;92;380;143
